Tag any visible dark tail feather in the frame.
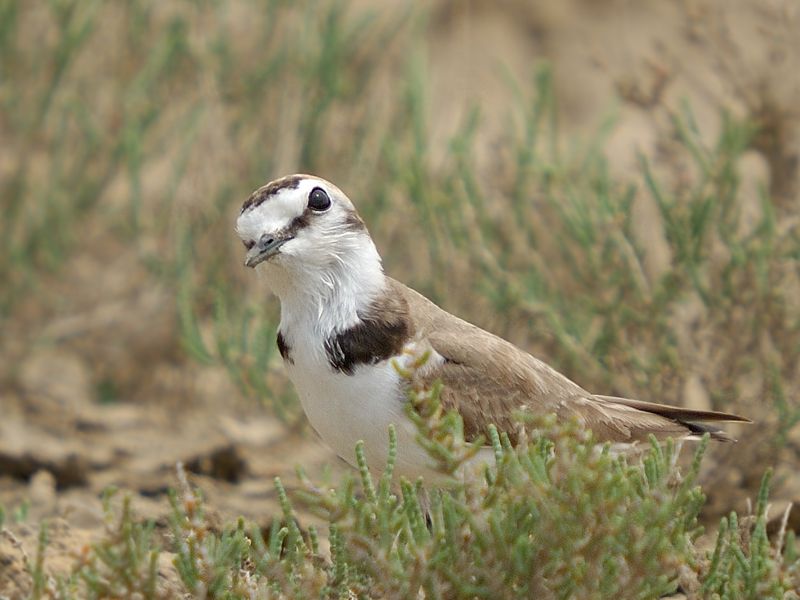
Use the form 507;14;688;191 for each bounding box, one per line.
681;420;736;442
595;395;752;443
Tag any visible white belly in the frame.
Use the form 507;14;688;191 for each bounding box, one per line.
287;356;442;480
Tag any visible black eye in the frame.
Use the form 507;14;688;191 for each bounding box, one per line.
308;187;331;211
243;240;255;250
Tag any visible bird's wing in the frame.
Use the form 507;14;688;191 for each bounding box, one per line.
392;279;746;444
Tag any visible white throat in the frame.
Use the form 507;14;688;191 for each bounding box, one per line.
259;234;386;338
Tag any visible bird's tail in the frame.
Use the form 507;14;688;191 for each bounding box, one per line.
594;395;752;442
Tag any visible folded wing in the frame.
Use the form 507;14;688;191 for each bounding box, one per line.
394;278;749;444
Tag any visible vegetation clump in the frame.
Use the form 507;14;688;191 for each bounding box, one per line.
8;380;798;598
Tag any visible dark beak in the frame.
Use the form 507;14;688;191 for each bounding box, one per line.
244;233;292;268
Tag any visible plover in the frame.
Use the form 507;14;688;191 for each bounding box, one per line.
236;174;749;480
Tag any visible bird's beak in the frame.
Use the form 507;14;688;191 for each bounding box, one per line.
244;233;293;268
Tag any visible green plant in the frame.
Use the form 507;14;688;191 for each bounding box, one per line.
18;377;799;598
70;489;162;599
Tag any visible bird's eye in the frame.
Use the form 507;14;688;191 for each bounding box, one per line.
243;240;255;250
308;187;331;211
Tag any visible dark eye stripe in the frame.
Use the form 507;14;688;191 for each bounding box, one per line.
286;211;311;235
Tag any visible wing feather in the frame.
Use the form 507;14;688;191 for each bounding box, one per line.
391;278;747;444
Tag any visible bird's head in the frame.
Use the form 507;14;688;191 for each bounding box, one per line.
236;174;382;298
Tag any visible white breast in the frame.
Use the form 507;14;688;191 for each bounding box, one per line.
286;339;442;481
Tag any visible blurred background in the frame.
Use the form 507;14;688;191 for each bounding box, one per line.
1;0;799;582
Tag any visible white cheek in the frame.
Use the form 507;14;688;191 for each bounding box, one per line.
276;238;310;265
283;228;335;262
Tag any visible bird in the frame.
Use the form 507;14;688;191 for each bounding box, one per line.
235;174;750;481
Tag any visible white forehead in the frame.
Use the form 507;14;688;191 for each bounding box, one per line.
235;178;321;241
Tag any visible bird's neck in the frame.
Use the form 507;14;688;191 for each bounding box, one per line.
265;239;387;339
